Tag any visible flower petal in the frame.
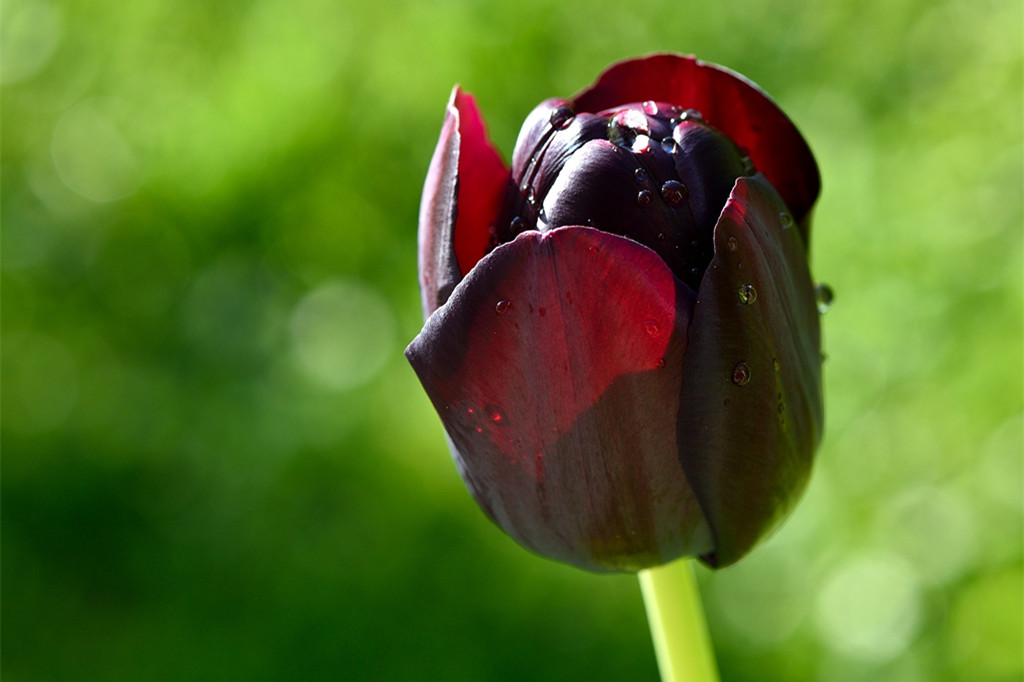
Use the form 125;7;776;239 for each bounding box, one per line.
418;87;509;317
406;226;711;572
572;54;820;239
676;174;823;567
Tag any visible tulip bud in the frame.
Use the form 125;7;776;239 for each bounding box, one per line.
407;55;823;572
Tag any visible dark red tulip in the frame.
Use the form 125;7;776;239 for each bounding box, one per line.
406;54;823;572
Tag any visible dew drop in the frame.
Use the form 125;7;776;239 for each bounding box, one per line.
631;134;652;153
655;357;666;369
680;108;704;122
495;299;511;315
537;206;548;223
526;188;536;206
815;283;834;313
510;216;524;233
742;156;755;175
634;167;647;183
738;284;757;305
636;189;653;206
587;245;598;255
660;137;678;154
661;180;687;206
549;105;575;129
485;404;505;424
644;319;660;337
727;236;738;252
642;100;659;115
732;361;751;386
779;212;793;229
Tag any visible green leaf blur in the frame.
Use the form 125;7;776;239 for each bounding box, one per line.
2;0;1020;680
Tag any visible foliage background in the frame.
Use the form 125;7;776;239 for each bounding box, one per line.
3;0;1021;679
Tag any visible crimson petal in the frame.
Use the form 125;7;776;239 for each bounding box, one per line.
418;87;509;317
406;226;712;572
677;174;823;567
572;54;820;241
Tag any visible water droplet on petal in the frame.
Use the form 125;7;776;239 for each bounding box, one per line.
742;156;755;174
510;216;524;233
655;357;666;369
549;105;575;129
636;189;653;206
642;100;659;115
660;137;678;154
644;319;660;337
631;134;652;153
609;108;650;137
732;361;751;386
587;245;598;255
727;236;738;252
815;283;834;313
486;404;505;424
495;299;511;315
738;284;757;305
660;180;687;206
680;109;704;122
634;168;647;183
779;212;793;229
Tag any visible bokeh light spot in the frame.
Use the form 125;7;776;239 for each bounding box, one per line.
875;485;978;585
1;0;62;85
289;279;396;391
51;98;143;202
815;553;922;661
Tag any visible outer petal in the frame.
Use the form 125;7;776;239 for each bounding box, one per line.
418;87;509;317
572;54;820;241
406;226;712;572
677;174;823;568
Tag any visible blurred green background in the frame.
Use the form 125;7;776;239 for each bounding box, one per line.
2;0;1021;679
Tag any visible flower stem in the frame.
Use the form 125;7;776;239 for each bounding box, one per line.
638;559;720;682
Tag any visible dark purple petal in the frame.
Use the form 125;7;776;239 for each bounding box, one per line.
497;101;608;240
677;174;823;567
418;87;509;317
406;226;711;572
572;54;820;241
539;139;706;290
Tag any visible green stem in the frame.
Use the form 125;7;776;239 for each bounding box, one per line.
638;559;720;682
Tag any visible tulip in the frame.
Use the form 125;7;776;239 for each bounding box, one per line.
406;54;823;573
